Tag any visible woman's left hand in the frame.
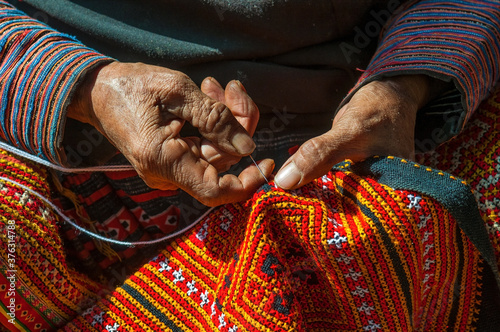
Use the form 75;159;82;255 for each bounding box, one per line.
274;75;438;190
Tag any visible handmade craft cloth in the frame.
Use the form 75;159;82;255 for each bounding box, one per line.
0;85;498;331
0;1;500;330
62;159;500;331
1;0;499;281
0;152;107;330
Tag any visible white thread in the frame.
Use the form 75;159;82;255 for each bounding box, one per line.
249;155;270;184
0;140;134;173
0;176;214;246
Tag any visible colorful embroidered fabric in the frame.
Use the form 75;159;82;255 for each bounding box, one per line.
59;152;499;331
0;150;106;331
59;86;500;331
0;87;498;330
61;166;497;331
0;89;498;331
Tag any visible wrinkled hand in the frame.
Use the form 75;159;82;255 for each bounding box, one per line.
68;62;274;206
274;75;437;190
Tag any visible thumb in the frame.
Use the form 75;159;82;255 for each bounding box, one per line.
274;132;347;190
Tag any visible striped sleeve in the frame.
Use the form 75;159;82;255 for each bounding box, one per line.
0;1;113;165
346;0;500;134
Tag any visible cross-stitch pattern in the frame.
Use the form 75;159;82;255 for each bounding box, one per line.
1;86;500;332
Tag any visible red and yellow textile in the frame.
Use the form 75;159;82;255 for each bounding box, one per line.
1;88;500;331
54;168;183;280
418;88;500;270
63;164;491;331
0;151;105;331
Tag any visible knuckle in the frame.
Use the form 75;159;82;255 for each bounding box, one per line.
166;78;189;102
300;137;327;158
172;72;197;95
299;135;338;168
197;100;227;133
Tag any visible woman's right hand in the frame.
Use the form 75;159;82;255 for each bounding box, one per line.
68;62;274;207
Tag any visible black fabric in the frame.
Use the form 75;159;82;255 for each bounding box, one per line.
6;0;469;168
9;0;390;167
13;0;377;66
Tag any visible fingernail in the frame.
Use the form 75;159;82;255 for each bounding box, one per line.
265;159;276;172
275;162;301;189
235;80;247;92
229;81;240;92
209;77;223;89
231;132;255;155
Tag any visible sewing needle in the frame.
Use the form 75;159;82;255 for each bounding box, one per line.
249;155;270;184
